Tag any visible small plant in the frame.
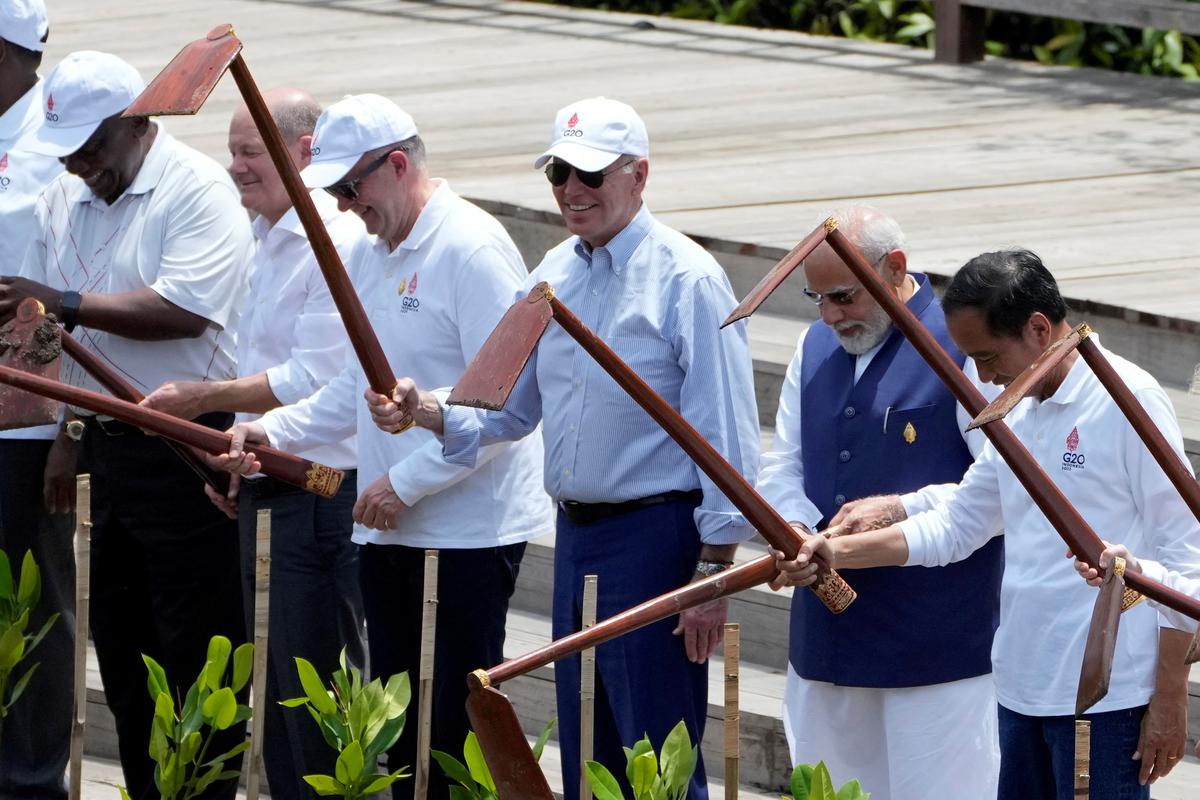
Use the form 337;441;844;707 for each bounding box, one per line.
119;635;253;800
787;761;870;800
0;549;59;743
432;718;557;800
586;719;697;800
281;649;411;799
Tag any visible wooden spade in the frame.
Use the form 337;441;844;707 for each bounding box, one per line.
124;26;404;413
0;364;343;498
463;555;780;800
0;298;61;429
1076;558;1129;715
450;283;856;614
721;222;831;327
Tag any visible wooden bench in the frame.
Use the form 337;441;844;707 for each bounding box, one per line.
933;0;1200;63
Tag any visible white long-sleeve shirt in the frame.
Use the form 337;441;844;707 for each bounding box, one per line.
1137;559;1200;633
259;181;552;548
900;338;1200;715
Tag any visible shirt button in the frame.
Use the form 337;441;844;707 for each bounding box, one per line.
569;424;576;432
591;288;598;296
844;406;856;418
574;379;583;388
562;468;571;477
834;493;847;506
839;450;851;463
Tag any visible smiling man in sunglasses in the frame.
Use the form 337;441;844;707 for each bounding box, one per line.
373;96;760;800
756;206;1003;800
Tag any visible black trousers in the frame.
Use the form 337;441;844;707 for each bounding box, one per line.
83;415;247;800
358;541;526;800
0;439;75;800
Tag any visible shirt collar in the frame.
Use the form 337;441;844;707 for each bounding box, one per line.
253;189;341;243
572;203;653;277
0;79;43;142
120;122;170;198
395;178;451;252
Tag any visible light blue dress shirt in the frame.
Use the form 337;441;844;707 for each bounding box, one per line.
442;204;760;544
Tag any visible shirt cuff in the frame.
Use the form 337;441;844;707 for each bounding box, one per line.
696;510;755;545
256;411;286;450
441;401;481;468
898;518;928;567
264;363;306;407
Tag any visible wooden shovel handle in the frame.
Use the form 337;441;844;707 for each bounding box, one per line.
0;365;342;498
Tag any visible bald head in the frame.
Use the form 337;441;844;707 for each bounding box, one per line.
228;86;322;224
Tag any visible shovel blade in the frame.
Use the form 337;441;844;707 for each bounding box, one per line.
1075;565;1126;715
0;298;62;430
466;685;554;800
968;325;1086;431
124;25;242;117
448;284;554;410
722;222;830;328
1186;625;1200;665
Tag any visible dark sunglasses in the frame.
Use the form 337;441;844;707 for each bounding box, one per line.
544;158;636;189
802;286;861;307
324;150;397;202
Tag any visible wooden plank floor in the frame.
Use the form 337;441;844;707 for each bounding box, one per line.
42;0;1200;327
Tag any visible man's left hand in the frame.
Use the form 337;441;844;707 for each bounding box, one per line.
1134;690;1188;784
672;594;728;664
352;474;409;531
0;276;62;323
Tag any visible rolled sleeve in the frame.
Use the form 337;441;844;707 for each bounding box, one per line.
901;447;1003;567
756;332;822;530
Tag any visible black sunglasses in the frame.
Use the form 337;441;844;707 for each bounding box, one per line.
544;158;636;189
325;150;397;202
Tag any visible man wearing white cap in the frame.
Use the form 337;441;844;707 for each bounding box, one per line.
142;87;367;800
217;93;552;800
0;3;74;797
0;51;252;800
377;97;760;800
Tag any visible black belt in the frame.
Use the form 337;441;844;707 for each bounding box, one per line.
558;489;703;526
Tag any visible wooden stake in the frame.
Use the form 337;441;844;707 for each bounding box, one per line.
724;623;740;800
68;475;90;800
580;575;599;800
245;510;271;800
1074;719;1090;798
414;550;439;800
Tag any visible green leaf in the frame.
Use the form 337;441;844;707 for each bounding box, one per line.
335;740;365;785
0;551;12;601
178;730;202;763
295;657;337;715
431;749;477;790
24;612;58;657
811;762;837;800
118;786;134;800
204;636;232;692
363;714;406;766
148;718;169;763
231;642;254;693
16;551;41;608
202;686;238;730
278;696;309;708
532;718;557;762
154;691;176;731
204;739;250;767
361;773;404;794
630;751;658;797
586;761;625;800
193;763;224;794
463;731;496;792
303;774;346;796
7;662;39;707
659;720;695;796
0;624;27;669
837;778;870;800
384;671;411;715
144;654;170;700
791;763;815;800
624;737;654;786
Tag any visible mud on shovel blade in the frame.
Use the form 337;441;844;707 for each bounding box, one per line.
124;25;242;116
465;678;554;800
0;298;61;429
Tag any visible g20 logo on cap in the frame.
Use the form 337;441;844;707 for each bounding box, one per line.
44;95;59;123
0;153;10;191
561;111;583;138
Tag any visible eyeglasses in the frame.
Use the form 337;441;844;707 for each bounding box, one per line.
544;158;636;189
325;150;396;202
802;286;861;307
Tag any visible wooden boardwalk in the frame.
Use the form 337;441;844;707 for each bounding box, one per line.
45;0;1200;327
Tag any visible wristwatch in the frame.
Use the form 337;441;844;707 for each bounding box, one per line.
694;559;733;578
59;290;82;333
62;419;85;442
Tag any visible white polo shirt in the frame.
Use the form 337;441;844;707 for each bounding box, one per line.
237;191;364;469
19;124;253;398
259;180;552;548
1138;559;1200;633
0;79;65;441
900;339;1200;716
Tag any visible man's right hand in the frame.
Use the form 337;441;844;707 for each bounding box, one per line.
365;377;444;435
141;380;212;420
827;494;906;536
204;473;241;520
207;422;268;476
768;534;834;591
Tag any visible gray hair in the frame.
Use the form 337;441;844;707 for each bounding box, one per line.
274;97;322;143
828;205;906;269
373;134;426;169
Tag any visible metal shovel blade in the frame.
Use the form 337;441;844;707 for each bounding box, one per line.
721;221;830;328
0;298;62;430
448;284;554;410
124;25;242;117
967;325;1087;431
1075;563;1126;715
465;682;554;800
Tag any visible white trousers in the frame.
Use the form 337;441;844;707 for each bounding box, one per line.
782;667;1000;800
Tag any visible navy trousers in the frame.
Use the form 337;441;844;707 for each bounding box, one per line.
554;497;708;800
238;473;365;800
0;439;74;800
358;540;526;800
998;703;1150;800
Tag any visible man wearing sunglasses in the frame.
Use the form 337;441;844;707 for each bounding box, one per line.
373;97;760;800
756;206;1003;800
216;93;552;800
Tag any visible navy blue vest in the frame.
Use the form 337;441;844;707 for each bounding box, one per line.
790;275;1003;687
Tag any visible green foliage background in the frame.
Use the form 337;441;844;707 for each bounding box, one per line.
546;0;1200;78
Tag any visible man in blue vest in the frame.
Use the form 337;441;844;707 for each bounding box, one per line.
757;206;1003;800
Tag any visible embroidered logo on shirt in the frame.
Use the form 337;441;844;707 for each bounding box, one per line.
45;94;59;123
400;272;420;312
1062;426;1085;470
408;272;418;295
0;153;9;191
397;277;406;295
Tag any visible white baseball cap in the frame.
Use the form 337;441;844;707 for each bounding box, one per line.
0;0;48;52
300;94;419;188
20;51;145;157
533;97;649;173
